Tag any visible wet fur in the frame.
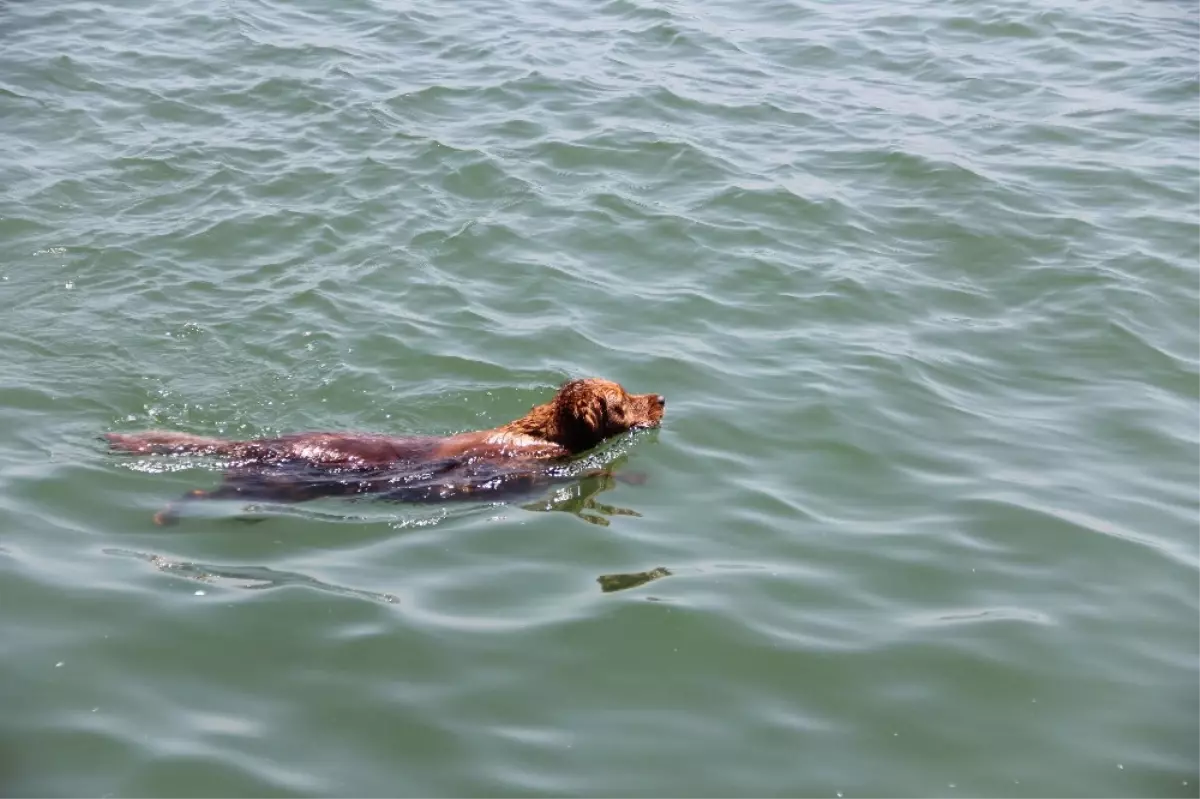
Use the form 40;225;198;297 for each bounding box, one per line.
105;378;665;523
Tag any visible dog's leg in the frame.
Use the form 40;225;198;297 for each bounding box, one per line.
153;485;245;526
154;489;208;526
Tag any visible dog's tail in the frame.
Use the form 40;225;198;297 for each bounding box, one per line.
104;431;242;456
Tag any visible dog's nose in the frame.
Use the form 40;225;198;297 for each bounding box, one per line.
655;395;666;407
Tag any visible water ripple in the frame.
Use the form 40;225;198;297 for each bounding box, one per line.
0;0;1196;795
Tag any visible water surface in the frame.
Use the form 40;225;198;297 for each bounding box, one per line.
1;0;1197;795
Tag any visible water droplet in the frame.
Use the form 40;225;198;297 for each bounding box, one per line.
64;281;74;289
1117;764;1123;770
195;590;206;596
55;661;64;668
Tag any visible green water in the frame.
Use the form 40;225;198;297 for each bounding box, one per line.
1;0;1197;796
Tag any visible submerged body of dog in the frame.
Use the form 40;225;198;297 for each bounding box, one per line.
105;378;665;523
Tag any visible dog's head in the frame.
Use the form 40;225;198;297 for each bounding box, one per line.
552;378;665;453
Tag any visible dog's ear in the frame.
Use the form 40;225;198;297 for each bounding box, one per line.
555;380;611;452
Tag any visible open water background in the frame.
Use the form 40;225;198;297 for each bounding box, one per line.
1;0;1197;795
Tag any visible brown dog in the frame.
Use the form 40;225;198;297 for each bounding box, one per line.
106;378;665;524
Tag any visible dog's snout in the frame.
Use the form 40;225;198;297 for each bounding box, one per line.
655;395;666;407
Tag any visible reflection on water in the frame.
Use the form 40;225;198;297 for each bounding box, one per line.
597;567;672;594
211;454;651;528
124;438;657;530
107;457;662;599
521;460;645;527
111;544;672;599
103;548;401;604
